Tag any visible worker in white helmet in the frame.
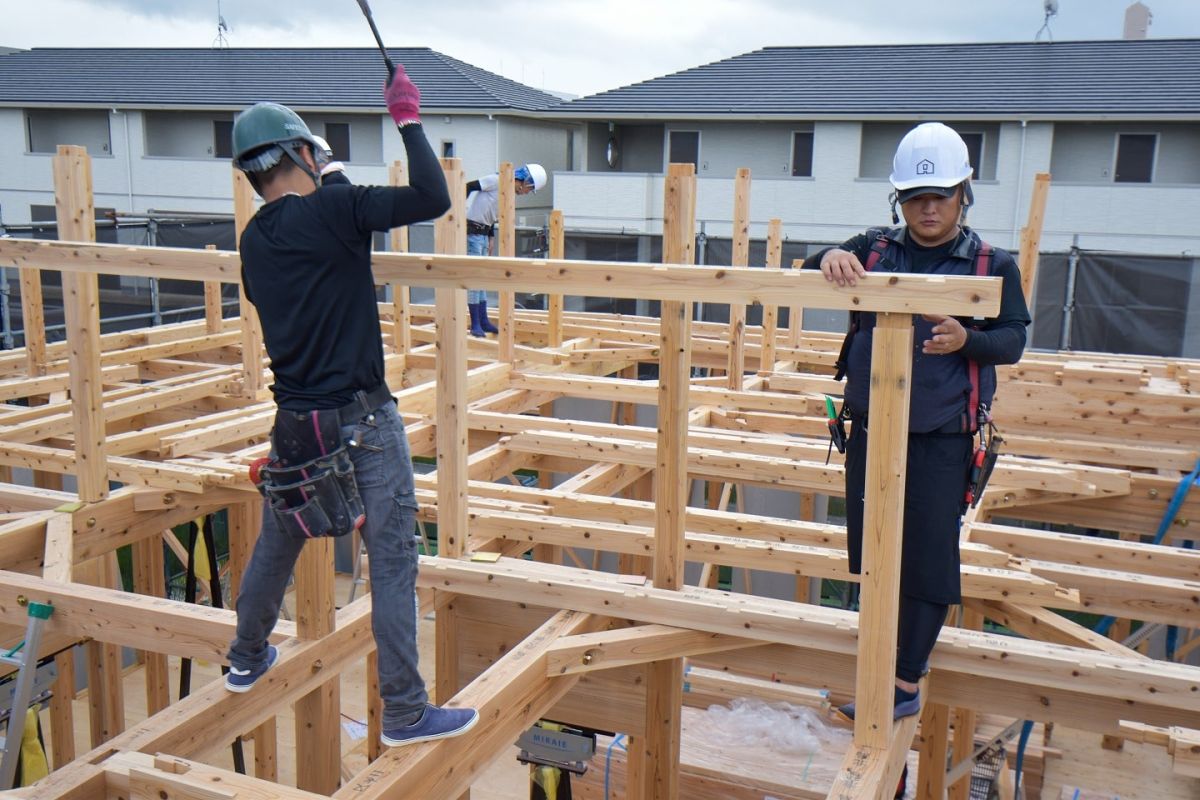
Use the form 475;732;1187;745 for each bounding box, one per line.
464;163;548;336
309;134;350;185
806;122;1030;722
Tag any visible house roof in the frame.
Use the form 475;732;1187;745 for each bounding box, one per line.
0;47;563;112
557;39;1200;120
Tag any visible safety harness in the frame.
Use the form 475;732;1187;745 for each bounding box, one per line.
829;233;1003;507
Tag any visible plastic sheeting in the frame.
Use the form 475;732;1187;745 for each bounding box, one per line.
1032;250;1199;357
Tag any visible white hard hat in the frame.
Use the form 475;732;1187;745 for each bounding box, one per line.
889;123;973;203
309;134;334;170
516;163;548;192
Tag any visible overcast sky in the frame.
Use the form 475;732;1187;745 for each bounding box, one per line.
7;0;1200;97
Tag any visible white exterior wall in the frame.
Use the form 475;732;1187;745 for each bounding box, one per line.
555;119;1200;256
0;109;537;225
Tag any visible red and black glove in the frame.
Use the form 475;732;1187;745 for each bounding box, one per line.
384;64;421;126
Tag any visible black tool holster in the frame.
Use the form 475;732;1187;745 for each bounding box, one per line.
255;409;366;540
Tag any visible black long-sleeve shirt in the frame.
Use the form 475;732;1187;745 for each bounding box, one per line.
239;125;449;410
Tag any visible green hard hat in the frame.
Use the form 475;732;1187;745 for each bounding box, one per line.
232;102;319;173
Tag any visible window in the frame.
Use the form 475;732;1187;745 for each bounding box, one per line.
26;109;111;155
441;140;455;158
791;131;814;177
324;123;351;162
213;120;233;159
1114;133;1156;183
959;132;983;180
667;130;699;169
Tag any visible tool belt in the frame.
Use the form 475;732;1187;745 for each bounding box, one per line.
249;387;391;541
467;220;495;237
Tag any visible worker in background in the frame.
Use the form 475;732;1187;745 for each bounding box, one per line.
310;134;350;186
226;64;478;746
806;122;1030;721
465;163;547;336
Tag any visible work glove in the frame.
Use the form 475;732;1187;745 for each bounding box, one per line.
384;64;421;126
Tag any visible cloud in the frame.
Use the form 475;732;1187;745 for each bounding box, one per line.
6;0;1200;97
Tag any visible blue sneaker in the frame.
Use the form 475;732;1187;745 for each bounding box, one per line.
836;687;921;722
381;704;480;747
225;645;278;693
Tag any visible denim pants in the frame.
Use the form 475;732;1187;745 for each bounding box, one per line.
228;399;427;729
467;232;489;304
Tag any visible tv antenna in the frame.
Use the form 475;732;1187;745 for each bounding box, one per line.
214;0;230;48
1036;0;1058;42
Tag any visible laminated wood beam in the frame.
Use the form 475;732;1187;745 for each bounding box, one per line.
389;160;412;354
757;218;783;375
545;624;757;676
965;599;1149;659
853;312;912;749
547;209;565;347
0;568;294;661
725;168;751;389
418;557;1200;721
18;264;47;377
332;610;597;800
0;238;1005;317
1018;172;1051;303
497;162;516;361
828;703;921;800
434;158;469;729
53;145;108;502
233;169;265;398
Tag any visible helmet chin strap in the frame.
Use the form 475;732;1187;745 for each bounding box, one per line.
279;141;322;189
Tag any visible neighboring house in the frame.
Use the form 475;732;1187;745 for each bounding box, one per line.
545;39;1200;257
0;47;575;228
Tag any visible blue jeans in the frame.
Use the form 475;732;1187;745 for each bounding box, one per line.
228;399;427;728
467;233;489;304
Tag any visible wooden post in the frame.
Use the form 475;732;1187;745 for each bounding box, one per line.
294;534;339;794
49;646;76;768
132;535;169;715
434;158;468;736
547;210;565;347
853;311;913;749
18;266;46;376
53;145;108;502
641;162;696;800
1018;172;1051;304
916;701;951;798
948;607;984;800
389;160;412;354
725;168;750;389
233;169;264;398
759;217;782;374
203;244;223;334
788;257;805;349
497;162;516;361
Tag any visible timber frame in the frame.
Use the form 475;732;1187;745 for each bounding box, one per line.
0;148;1197;799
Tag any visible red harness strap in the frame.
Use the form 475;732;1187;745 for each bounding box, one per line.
966;243;994;432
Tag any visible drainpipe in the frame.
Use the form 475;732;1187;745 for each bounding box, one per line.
116;108;135;213
1059;234;1080;350
1011;119;1028;250
695;223;707;322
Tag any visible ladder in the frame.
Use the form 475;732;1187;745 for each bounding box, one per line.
0;600;54;789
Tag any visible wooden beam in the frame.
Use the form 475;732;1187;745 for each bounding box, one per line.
389;160;412;354
497;162;516;361
758;218;783;374
331;610;597;800
853;312;913;749
1018;172;1051;304
725;167;750;389
434;158;468;722
544;624;756;676
0;239;1005;317
829;708;921;799
18;265;47;377
233;169;264;398
294;537;339;794
547;209;565;347
53;145;108;502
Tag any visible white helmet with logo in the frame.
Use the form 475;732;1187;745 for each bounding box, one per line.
889;122;973;204
515;163;548;192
